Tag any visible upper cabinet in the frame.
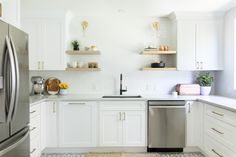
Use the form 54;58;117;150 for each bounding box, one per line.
170;13;224;71
21;18;65;70
0;0;20;28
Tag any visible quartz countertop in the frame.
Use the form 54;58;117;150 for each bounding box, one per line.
30;94;236;112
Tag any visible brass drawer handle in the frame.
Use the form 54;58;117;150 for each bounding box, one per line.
30;127;36;132
30;110;36;114
212;111;224;117
30;148;36;154
211;128;224;135
212;149;224;157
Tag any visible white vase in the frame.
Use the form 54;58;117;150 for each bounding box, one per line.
60;89;68;95
200;86;211;95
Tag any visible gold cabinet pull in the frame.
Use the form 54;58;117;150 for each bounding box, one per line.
122;112;126;121
30;148;36;154
53;102;56;113
30;127;36;132
119;112;122;121
212;111;224;117
211;128;224;135
30;110;36;114
212;149;224;157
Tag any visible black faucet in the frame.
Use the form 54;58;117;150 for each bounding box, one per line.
120;74;127;95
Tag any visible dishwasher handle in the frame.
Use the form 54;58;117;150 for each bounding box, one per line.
148;100;185;106
149;106;186;109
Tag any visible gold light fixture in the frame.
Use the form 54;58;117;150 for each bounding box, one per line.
81;20;89;36
152;21;160;31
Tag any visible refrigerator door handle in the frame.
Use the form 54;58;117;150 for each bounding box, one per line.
9;36;20;121
3;36;17;123
0;130;29;156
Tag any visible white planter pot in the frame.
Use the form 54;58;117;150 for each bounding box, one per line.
200;86;211;95
60;89;68;95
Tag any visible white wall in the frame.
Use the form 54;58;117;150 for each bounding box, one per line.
22;2;198;95
215;7;236;97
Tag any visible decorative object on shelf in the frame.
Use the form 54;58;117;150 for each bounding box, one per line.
45;77;61;95
81;20;89;37
159;45;169;51
151;61;165;68
88;62;98;68
152;21;161;48
71;40;80;50
91;45;98;51
59;83;70;95
196;72;213;96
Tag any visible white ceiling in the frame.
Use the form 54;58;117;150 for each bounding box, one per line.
22;0;236;16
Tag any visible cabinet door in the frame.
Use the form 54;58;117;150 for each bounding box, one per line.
186;101;204;149
45;101;58;147
21;20;43;70
0;0;20;27
122;111;146;146
59;101;97;147
177;21;196;70
42;19;65;70
99;111;122;146
196;20;222;70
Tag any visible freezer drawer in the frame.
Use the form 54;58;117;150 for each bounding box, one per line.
0;127;29;157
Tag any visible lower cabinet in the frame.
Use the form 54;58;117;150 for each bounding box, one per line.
41;101;58;148
58;101;97;147
203;104;236;157
99;101;146;147
186;101;204;149
29;102;42;157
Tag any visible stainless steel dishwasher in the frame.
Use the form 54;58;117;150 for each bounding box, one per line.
148;100;186;152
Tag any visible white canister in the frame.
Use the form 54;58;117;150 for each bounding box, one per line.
72;61;78;68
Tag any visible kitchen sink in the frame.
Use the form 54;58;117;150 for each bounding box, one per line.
102;95;142;98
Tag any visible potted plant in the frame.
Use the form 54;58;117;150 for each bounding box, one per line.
59;83;70;95
196;72;213;95
71;40;79;51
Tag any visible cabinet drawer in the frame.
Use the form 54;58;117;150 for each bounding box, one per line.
30;137;40;157
99;101;146;111
30;116;40;140
206;105;236;127
204;136;235;157
30;104;41;119
205;115;236;152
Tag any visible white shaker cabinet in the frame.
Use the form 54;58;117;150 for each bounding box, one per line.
186;101;204;150
58;101;97;147
41;101;58;148
21;18;65;70
0;0;20;28
176;16;223;71
99;101;146;147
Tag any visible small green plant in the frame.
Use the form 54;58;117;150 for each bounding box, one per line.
197;72;213;86
71;40;79;50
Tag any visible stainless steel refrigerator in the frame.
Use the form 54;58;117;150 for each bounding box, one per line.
0;20;30;156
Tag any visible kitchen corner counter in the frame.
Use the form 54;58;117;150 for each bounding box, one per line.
198;96;236;112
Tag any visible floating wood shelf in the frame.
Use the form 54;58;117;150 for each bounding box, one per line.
141;50;176;55
66;50;101;55
141;67;177;71
66;68;101;71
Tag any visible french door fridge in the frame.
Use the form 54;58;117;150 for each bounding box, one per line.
0;20;30;157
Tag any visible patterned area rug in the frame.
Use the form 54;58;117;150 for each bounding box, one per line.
41;152;205;157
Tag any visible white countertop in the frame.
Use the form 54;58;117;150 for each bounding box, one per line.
30;94;236;112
